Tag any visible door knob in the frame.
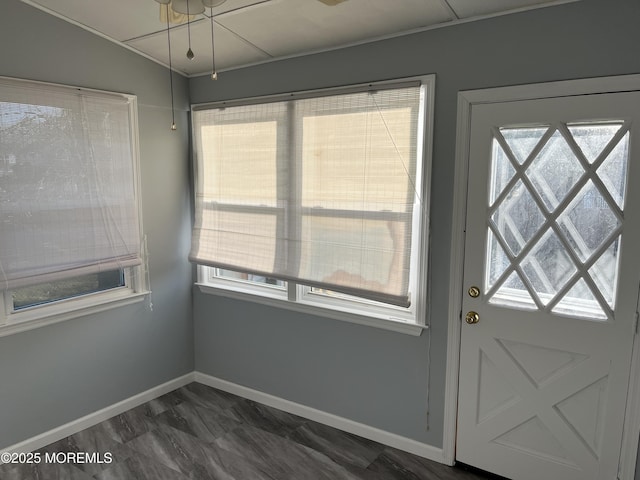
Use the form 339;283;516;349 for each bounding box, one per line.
465;311;480;324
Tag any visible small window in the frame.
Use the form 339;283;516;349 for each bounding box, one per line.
0;76;147;334
12;270;126;311
192;76;434;332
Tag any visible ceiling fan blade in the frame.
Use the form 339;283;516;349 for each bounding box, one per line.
317;0;348;5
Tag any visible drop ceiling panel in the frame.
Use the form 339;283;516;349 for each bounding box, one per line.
126;19;271;76
446;0;562;18
216;0;454;58
21;0;581;76
26;0;269;42
28;0;167;41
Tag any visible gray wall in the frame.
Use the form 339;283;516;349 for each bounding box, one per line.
190;0;640;449
0;0;193;449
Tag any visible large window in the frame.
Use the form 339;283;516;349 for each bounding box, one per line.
0;77;147;334
191;77;433;333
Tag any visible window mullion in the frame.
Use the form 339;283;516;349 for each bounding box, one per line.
288;281;298;301
1;290;10;324
286;100;303;283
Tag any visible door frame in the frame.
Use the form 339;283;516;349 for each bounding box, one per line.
443;74;640;479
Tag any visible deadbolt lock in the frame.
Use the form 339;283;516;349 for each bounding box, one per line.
465;311;480;324
468;286;480;298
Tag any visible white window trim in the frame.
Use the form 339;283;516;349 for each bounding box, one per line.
194;75;435;336
0;277;147;338
0;79;150;337
196;276;426;336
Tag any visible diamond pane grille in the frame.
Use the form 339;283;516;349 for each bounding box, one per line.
491;180;545;256
489;143;516;205
521;229;577;301
486;230;510;291
502;127;548;165
597;133;629;209
527;131;584;212
486;122;629;320
558;181;621;263
568;124;619;164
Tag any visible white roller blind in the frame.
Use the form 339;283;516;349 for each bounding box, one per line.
190;84;423;306
0;77;141;289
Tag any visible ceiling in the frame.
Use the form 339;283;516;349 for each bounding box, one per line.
22;0;577;77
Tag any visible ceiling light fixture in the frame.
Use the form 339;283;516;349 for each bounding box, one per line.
154;0;225;130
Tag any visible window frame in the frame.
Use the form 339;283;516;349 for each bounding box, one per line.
0;77;149;337
194;75;434;336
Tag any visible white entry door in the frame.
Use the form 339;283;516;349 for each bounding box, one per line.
456;91;640;480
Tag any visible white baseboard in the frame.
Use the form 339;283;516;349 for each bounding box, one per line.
1;372;195;458
3;371;447;469
194;371;446;464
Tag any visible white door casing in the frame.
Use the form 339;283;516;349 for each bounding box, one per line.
454;91;640;480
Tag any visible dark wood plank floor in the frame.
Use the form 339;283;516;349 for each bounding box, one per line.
0;383;496;479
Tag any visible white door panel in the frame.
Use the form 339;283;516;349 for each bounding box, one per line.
456;92;640;480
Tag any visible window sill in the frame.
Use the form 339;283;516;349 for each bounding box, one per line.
0;289;149;338
196;283;426;336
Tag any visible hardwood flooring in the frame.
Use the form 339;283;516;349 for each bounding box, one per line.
0;383;496;479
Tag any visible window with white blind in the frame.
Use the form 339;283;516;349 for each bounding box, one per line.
192;76;433;333
0;77;147;335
